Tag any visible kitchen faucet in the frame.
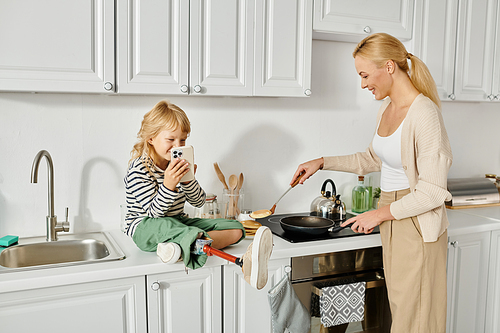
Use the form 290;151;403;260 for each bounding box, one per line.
30;150;69;241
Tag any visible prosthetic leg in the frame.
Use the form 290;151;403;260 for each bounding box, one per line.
203;245;243;267
203;226;273;290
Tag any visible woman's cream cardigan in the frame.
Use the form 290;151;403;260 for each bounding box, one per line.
323;94;453;242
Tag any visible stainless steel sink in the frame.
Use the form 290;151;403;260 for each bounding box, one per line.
0;232;126;273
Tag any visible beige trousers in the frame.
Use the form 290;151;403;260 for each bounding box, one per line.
379;189;447;333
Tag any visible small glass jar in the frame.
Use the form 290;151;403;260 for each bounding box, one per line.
222;188;244;220
199;194;222;219
237;209;254;222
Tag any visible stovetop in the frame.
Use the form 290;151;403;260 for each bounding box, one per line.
255;212;380;243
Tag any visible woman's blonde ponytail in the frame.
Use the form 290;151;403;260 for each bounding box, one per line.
407;54;441;109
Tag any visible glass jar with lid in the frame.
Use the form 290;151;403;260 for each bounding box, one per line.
195;193;222;219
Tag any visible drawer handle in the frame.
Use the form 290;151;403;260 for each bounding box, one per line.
311;278;385;296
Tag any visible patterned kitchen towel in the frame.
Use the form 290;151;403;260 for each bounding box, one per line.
320;282;366;327
268;272;310;333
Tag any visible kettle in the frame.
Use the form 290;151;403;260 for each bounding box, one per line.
310;179;336;219
332;194;346;222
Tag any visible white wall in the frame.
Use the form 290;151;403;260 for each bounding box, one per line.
1;40;499;237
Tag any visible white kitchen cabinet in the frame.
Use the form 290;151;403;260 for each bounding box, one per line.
116;0;253;96
0;0;311;97
190;0;255;96
0;276;147;333
254;0;313;97
414;0;500;102
312;0;415;42
117;0;312;97
223;258;290;333
0;0;115;94
147;266;222;333
116;0;189;95
486;230;500;332
446;232;491;333
454;0;499;101
412;0;458;100
493;6;500;100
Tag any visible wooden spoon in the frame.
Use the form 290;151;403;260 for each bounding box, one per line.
213;162;229;190
250;172;305;219
228;174;238;218
237;173;244;194
234;173;244;215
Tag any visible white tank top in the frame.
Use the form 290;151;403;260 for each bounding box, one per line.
372;119;410;192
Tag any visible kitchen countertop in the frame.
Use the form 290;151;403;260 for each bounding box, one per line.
1;208;500;293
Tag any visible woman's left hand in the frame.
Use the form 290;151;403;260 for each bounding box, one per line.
340;205;394;234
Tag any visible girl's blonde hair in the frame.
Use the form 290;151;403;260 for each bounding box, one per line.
353;33;441;109
130;100;191;168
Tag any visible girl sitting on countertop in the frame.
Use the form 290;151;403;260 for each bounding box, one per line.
124;100;272;290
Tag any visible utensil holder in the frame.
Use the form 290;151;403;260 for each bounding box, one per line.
222;189;244;220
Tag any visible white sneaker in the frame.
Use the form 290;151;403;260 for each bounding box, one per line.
242;226;273;290
157;242;182;264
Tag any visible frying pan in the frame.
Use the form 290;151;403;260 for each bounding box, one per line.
280;216;353;236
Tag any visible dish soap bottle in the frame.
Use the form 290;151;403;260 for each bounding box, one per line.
352;176;370;213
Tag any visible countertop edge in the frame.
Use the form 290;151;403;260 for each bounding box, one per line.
1;208;500;293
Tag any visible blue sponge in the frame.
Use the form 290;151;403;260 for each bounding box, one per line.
0;235;19;247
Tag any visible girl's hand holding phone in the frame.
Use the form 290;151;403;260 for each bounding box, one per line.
164;145;196;190
163;157;191;191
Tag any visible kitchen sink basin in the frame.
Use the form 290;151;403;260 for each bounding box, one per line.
0;232;125;273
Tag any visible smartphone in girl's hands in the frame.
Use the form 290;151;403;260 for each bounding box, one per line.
171;145;195;182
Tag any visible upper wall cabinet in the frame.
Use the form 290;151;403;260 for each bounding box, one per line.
455;0;500;101
412;0;458;100
117;0;312;97
0;0;115;94
312;0;415;43
254;0;313;97
116;0;254;96
0;0;311;97
116;0;190;95
414;0;500;102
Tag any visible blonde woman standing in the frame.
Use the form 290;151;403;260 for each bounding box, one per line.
292;33;452;332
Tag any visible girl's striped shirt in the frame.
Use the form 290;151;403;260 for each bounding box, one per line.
124;157;206;236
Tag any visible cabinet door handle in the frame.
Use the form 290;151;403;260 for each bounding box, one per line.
104;82;114;91
304;89;312;96
447;94;455;100
495;94;500;100
363;26;372;34
193;85;202;93
180;85;189;94
487;94;494;101
151;281;160;291
450;240;458;248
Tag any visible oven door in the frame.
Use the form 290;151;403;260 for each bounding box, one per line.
293;270;391;333
291;246;391;333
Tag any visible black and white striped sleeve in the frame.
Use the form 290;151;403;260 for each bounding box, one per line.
125;160;180;218
181;180;206;208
